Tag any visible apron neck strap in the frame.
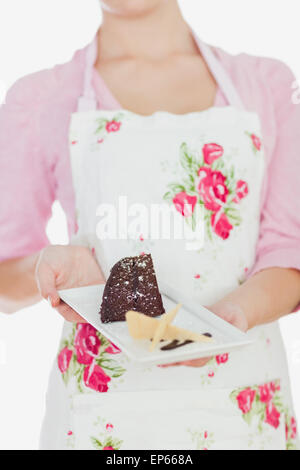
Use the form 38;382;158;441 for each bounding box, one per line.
191;30;245;110
77;30;245;112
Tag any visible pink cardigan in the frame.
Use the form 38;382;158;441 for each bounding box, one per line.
0;43;300;276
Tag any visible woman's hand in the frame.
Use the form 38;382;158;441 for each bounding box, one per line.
160;301;248;368
35;245;105;322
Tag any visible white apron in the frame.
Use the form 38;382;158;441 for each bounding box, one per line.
40;33;298;450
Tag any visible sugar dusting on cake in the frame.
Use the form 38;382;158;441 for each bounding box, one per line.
99;254;165;323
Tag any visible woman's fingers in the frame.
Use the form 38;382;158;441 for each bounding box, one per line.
35;246;96;323
35;257;60;306
158;362;182;368
159;356;211;368
55;300;87;323
179;357;211;367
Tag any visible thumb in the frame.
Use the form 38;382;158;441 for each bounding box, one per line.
48;292;61;308
35;261;60;307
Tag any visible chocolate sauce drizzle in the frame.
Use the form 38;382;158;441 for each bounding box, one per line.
160;340;193;351
160;333;212;351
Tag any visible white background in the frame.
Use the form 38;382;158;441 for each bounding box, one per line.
0;0;300;450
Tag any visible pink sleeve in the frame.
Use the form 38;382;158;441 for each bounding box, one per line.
251;61;300;275
0;76;56;262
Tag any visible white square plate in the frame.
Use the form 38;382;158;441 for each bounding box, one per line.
59;284;254;366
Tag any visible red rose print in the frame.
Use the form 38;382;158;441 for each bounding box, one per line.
211;211;233;240
291;417;297;439
208;371;214;378
285;416;297;441
286;423;289;441
204;431;208;439
83;363;111;393
173;192;197;217
236;388;256;414
251;134;261;151
216;353;229;365
194;274;201;279
258;383;274;404
233;180;249;203
106;423;114;431
105;341;121;354
270;381;280;393
103;446;114;450
197;167;229;212
203;143;224;165
57;347;73;374
265;403;281;429
106;120;121;133
74;324;101;365
71;140;78;145
67;431;73;436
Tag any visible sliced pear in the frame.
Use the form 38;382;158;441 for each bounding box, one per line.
149;304;182;352
126;308;213;351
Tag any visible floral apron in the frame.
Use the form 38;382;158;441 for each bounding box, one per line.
40;32;298;450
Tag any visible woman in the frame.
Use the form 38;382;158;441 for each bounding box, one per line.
1;0;300;450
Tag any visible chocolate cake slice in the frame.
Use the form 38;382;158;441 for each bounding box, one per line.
100;254;165;323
